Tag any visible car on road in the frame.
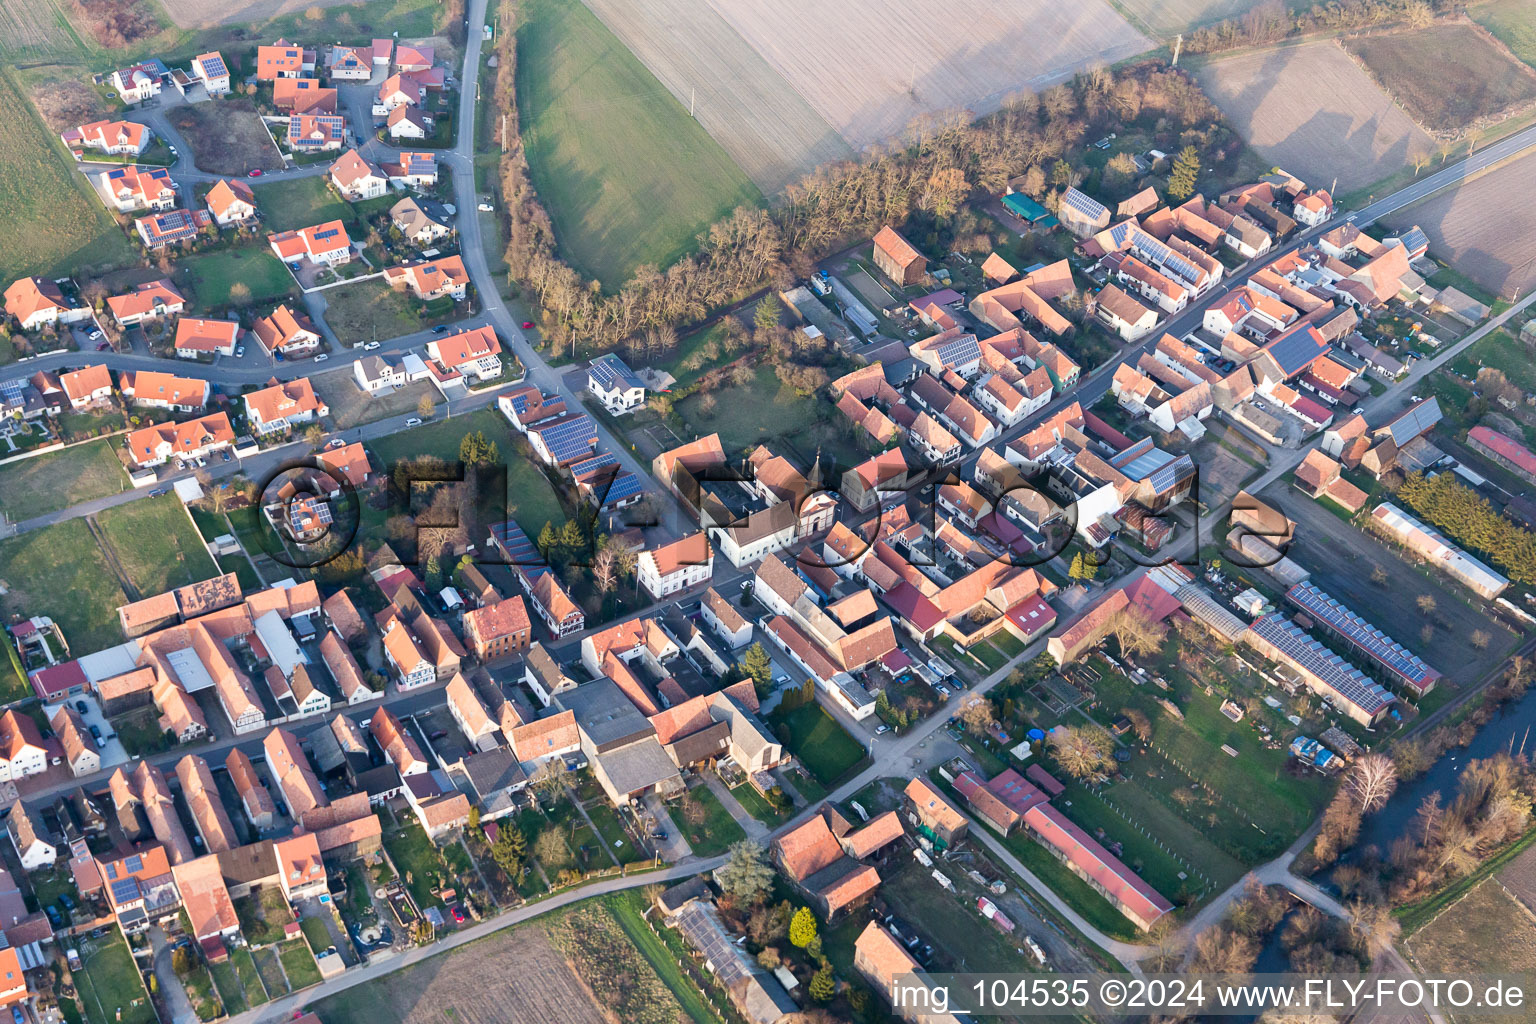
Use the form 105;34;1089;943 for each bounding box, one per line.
248;169;263;177
148;488;168;497
405;417;422;426
314;354;329;362
328;438;345;448
432;324;449;333
521;321;534;329
363;341;381;350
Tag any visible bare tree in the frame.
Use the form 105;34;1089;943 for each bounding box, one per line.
957;697;997;736
1347;899;1401;958
1343;753;1398;813
1104;608;1167;659
529;757;569;804
1049;725;1114;781
591;547;617;595
1416;594;1437;615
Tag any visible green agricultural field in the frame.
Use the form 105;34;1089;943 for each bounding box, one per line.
769;702;868;787
181;249;297;310
516;0;761;289
1476;0;1536;70
96;495;221;596
252;176;357;233
0;518;127;652
0;70;134;285
1450;327;1536;393
0;439;128;519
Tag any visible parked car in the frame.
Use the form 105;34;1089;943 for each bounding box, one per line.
432;325;449;334
875;724;889;735
220;450;231;462
314;354;329;362
363;341;381;350
44;907;61;928
247;168;263;177
450;905;465;924
405;417;422;426
87;329;102;340
521;321;534;329
235;346;245;357
74;700;88;715
88;724;101;741
58;893;74;911
327;438;345;448
96;342;111;351
147;488;168;497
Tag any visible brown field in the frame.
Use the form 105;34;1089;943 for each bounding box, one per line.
580;0;852;193
705;0;1150;149
596;0;1148;173
20;64;112;134
1382;148;1536;300
1404;877;1536;1024
1196;41;1434;194
1114;0;1273;36
167;101;284;175
307;924;608;1024
1344;23;1536;136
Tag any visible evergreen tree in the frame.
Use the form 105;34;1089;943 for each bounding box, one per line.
753;297;781;333
789;906;818;948
1168;145;1201;200
741;642;772;693
808;966;835;1002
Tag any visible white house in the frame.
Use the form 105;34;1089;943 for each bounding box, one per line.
110;61;166;103
381;617;436;690
6;804;55;870
190;52;231;95
637;534;713;601
427;326;502;382
701;588;753;649
330;150;389;201
353;355;405;394
0;711;48;782
586;353;645;414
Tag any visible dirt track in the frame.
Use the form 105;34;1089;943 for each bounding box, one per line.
1197;41;1435;194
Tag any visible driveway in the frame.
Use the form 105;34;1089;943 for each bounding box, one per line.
148;927;197;1024
45;697;128;770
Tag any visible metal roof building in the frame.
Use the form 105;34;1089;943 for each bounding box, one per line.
1245;614;1395;725
1284;582;1439;696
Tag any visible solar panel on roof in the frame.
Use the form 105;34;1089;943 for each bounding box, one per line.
1063;189;1108;220
111;877;140;904
126;853;143;872
1286;583;1435;686
600;472;643;507
1252;615;1392;714
935;334;980;369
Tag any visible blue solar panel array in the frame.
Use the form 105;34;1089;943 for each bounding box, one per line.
1062;188;1108;222
111;877;141;905
588;353;643;392
533;414;597;464
569;451;618;482
199;55;228;79
490;521;549;579
935;333;981;370
1383;397;1441;448
1264;325;1330;377
1286;582;1437;689
290;501;333;530
1251;614;1394;716
601;472;643;506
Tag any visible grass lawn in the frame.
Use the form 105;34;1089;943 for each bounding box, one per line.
0;71;135;285
311;369;437;431
878;858;1042;974
228;947;268;1007
233;890;290;947
673;364;821;457
768;702;868;787
583;800;641;864
208;960;247;1016
75;930;155;1024
1085;649;1329;863
320;278;459;347
181;248;297;311
0;439;128;519
96;495;221;596
252;176;359;233
299;915;332;957
278;940;322;989
1450;327;1536;392
516;0;760;289
0;518;126;653
382;816;452;909
364;408;567;539
676;784;746;857
728;781;792;826
175;959;222;1022
251;948;288;997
